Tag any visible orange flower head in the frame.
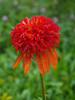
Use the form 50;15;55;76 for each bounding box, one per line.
10;15;61;75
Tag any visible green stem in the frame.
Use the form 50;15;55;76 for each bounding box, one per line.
40;74;46;100
31;56;46;100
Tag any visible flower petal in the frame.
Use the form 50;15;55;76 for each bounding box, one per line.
46;49;56;70
44;51;50;71
56;52;61;59
50;48;58;64
13;53;23;69
41;51;50;72
36;53;44;75
24;56;31;74
50;47;61;62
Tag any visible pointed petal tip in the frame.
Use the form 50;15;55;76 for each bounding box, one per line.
48;68;50;71
54;68;56;70
40;72;44;75
24;68;28;74
24;71;27;74
59;56;62;59
13;62;17;69
56;51;61;59
13;66;15;69
54;65;56;70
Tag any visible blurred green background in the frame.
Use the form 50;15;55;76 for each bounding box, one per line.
0;0;75;100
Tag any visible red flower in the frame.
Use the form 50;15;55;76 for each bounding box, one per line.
10;15;61;75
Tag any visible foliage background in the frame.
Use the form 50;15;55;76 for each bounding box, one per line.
0;0;75;100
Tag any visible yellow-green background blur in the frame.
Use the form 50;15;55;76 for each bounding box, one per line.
0;0;75;100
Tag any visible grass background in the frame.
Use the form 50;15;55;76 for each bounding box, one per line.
0;0;75;100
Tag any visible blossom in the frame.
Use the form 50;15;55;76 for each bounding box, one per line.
10;15;61;75
54;17;58;23
2;15;8;21
70;14;74;19
13;1;18;6
40;7;46;12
